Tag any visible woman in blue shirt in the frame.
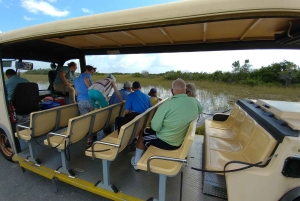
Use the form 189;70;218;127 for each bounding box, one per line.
74;65;96;115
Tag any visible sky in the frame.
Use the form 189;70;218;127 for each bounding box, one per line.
1;0;300;74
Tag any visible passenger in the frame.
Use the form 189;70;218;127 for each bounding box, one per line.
88;74;124;109
5;69;30;101
148;88;162;106
124;81;151;117
186;83;197;98
109;81;132;105
74;65;96;115
131;78;203;170
53;61;77;103
116;81;151;131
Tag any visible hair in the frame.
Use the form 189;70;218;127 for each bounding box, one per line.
172;78;186;91
186;83;197;98
148;92;157;97
85;65;95;72
67;61;77;67
5;69;17;76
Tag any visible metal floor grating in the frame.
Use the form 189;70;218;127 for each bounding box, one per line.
18;135;226;201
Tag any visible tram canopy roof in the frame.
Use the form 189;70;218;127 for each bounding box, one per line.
1;0;300;63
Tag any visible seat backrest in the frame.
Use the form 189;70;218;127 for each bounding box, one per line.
30;109;57;137
231;110;246;134
67;114;93;144
227;104;240;127
236;116;256;148
179;119;197;159
12;82;40;115
48;70;57;93
118;116;141;153
243;125;277;163
145;98;168;127
57;103;79;128
131;111;150;139
89;106;111;133
107;103;123;125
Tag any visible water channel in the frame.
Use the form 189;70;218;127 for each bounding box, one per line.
38;82;234;125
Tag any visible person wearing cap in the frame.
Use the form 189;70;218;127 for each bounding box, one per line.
88;74;124;109
109;81;132;105
74;65;96;115
53;61;77;103
116;81;151;131
131;78;202;170
148;88;162;106
124;81;152;115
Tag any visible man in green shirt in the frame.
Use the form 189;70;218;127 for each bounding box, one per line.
131;78;202;170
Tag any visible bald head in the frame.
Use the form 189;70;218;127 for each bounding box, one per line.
172;78;186;95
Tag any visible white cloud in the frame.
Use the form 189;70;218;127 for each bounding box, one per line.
85;50;300;74
24;15;34;21
48;0;56;2
21;0;69;17
82;8;93;14
0;31;2;33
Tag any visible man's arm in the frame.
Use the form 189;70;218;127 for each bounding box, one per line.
111;81;125;103
150;105;166;132
59;72;72;86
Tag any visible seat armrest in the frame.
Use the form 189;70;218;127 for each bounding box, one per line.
213;113;229;121
15;124;31;138
146;155;187;175
46;132;68;147
91;141;120;159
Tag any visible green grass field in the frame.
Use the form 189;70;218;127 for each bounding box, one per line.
21;74;300;102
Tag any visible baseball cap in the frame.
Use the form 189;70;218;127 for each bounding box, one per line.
132;81;141;89
85;65;97;71
123;81;132;88
107;74;116;82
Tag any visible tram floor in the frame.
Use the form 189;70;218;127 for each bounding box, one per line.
16;135;226;201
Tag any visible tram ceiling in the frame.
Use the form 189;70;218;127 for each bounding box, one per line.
2;17;300;63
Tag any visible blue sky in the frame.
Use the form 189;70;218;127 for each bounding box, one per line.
1;0;300;73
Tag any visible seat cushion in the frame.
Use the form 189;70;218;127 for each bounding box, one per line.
44;131;67;150
205;121;236;139
85;131;119;161
205;149;249;172
15;129;32;141
208;137;241;152
137;145;182;176
206;119;230;129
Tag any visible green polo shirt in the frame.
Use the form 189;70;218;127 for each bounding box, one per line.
151;94;202;146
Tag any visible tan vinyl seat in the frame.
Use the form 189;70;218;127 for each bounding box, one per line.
206;115;256;152
206;105;240;129
43;104;122;176
205;125;277;172
56;103;79;129
137;119;197;201
15;109;57;164
85;98;168;193
206;109;246;139
44;114;92;176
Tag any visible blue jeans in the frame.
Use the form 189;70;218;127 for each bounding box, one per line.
88;89;108;109
78;100;94;115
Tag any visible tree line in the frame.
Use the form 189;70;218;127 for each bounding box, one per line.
24;60;300;87
163;60;300;86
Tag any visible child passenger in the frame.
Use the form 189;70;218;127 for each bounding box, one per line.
148;88;162;106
